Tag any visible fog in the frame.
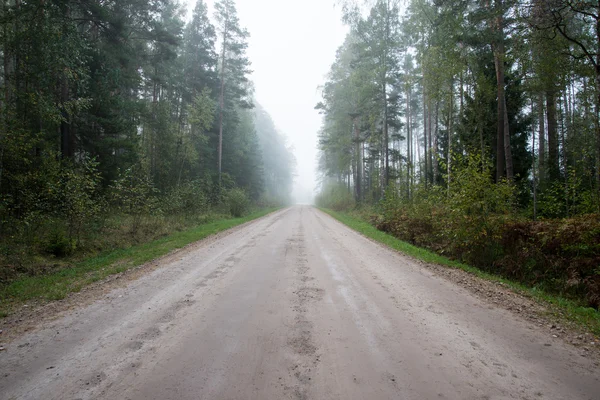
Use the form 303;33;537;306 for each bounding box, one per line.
186;0;348;204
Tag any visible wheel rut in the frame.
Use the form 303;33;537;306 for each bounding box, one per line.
284;221;324;400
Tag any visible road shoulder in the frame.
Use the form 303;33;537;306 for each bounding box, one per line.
318;207;600;362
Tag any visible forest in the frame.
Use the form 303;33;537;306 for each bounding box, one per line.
0;0;295;285
316;0;600;308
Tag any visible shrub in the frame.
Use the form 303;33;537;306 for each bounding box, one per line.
372;154;600;308
162;180;209;215
109;167;161;234
225;188;250;217
48;157;103;244
377;154;515;265
45;228;76;257
498;215;600;307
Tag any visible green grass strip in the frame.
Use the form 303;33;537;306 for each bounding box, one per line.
320;208;600;337
0;208;279;317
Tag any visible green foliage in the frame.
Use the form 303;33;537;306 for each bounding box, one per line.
377;154;515;263
0;208;278;316
48;158;103;243
45;229;76;258
224;188;250;217
162;181;209;215
441;154;515;261
109;167;161;234
324;208;600;336
538;167;600;218
188;89;217;133
368;155;600;309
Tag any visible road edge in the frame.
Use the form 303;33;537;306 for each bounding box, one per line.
317;207;600;354
0;207;287;342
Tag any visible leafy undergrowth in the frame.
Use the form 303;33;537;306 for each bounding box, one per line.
0;208;278;317
321;208;600;337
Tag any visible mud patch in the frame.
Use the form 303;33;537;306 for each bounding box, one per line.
138;326;161;341
157;298;196;323
84;371;107;387
123;340;144;352
288;335;317;355
294;287;324;302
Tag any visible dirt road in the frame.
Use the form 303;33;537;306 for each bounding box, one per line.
0;206;598;400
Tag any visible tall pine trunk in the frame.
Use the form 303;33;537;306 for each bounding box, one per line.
218;31;227;186
383;85;389;192
538;94;546;183
354;116;361;203
423;87;428;188
493;0;512;181
447;80;453;193
547;90;559;182
595;63;600;196
433;102;439;184
406;84;411;198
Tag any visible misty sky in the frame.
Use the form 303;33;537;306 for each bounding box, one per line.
185;0;348;204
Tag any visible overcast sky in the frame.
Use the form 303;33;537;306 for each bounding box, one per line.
185;0;348;204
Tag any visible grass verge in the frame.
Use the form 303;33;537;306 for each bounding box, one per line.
0;208;279;317
320;208;600;337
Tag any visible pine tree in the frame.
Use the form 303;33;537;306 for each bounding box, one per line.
214;0;252;186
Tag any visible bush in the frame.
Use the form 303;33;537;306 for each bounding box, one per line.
225;188;250;217
45;228;76;257
162;180;209;215
109;167;161;234
538;168;600;219
498;215;600;307
377;154;515;265
372;154;600;308
48;157;103;244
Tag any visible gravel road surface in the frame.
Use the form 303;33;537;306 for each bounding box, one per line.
0;206;598;399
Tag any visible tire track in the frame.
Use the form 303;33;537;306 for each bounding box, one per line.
284;221;324;400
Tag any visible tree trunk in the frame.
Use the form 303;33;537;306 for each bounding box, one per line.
433;102;439;184
383;86;389;191
538;94;546;183
406;85;411;198
493;0;511;181
547;90;560;182
354;117;361;203
423;88;428;188
416;117;421;186
218;30;227;186
428;97;433;185
382;0;390;193
595;63;600;196
459;69;464;118
494;53;505;181
447;80;453;193
559;97;569;216
532;98;537;221
60;70;73;158
2;0;13;110
503;95;513;181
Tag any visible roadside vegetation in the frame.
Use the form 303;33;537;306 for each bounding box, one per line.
0;207;278;318
316;0;600;330
0;0;295;315
317;161;600;311
321;206;600;336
